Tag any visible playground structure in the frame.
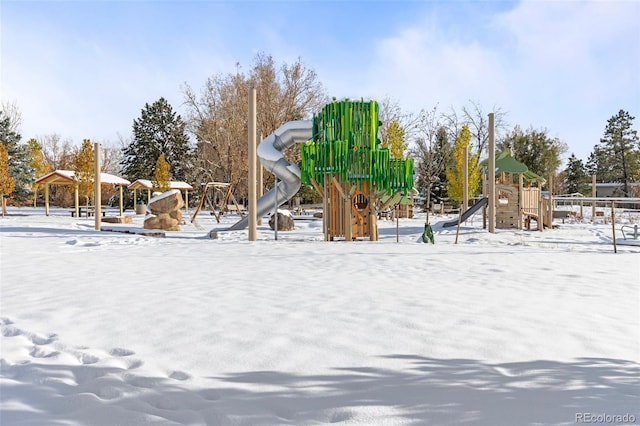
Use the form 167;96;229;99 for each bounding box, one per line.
227;120;313;231
480;151;547;230
191;182;245;223
227;99;414;241
299;100;414;241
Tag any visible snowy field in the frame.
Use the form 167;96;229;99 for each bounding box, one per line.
1;206;638;426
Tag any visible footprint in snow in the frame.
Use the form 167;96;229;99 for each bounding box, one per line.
29;346;60;359
168;370;191;381
1;325;22;337
76;352;100;365
30;333;58;345
109;347;135;357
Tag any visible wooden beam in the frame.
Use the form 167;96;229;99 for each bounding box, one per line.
309;176;323;197
331;176;346;199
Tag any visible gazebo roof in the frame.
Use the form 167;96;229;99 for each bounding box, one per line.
128;179;194;191
35;170;131;186
479;151;546;183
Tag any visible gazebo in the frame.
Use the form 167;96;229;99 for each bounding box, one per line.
35;170;131;217
128;179;193;210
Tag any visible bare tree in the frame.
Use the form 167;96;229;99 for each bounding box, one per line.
183;53;327;200
99;142;124;174
442;100;508;156
410;105;451;222
378;97;420;149
1;100;22;134
39;134;76;170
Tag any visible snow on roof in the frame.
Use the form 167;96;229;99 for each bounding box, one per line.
128;179;194;191
35;170;131;186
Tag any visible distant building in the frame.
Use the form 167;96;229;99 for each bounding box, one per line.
588;182;640;197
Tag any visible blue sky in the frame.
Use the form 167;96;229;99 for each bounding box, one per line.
2;0;639;163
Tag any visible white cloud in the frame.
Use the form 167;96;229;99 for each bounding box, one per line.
347;0;639;161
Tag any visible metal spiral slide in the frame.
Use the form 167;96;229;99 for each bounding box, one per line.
226;120;313;231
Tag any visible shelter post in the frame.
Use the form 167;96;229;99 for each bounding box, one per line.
119;185;124;216
74;185;79;218
45;184;50;216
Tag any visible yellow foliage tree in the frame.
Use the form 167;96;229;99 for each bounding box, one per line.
445;125;481;203
153;153;171;193
385;120;408;159
74;139;95;207
0;143;15;216
27;138;51;205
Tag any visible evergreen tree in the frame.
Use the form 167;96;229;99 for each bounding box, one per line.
563;153;589;195
75;139;94;206
431;127;451;203
0;110;33;202
153;153;171;192
413;126;451;206
588;110;639;195
0;143;14;215
445;125;480;203
499;125;566;180
121;97;192;182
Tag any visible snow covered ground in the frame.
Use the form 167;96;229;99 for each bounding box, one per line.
1;206;638;425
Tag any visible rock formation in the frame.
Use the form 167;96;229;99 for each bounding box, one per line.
144;190;184;231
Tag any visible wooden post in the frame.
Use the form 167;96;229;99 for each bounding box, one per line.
369;185;378;241
344;194;352;241
611;201;617;253
119;185;124;216
396;204;399;243
518;173;524;229
45;184;50;216
488;113;496;233
463;146;469;212
257;132;263;225
592;174;596;222
454;208;463;244
94;142;101;230
538;181;543;231
248;87;257;241
323;174;330;241
547;174;553;229
74;185;79;218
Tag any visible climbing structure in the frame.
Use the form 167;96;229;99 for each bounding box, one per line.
300;100;414;241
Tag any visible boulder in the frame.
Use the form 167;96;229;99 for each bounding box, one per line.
268;211;295;231
144;190;184;231
148;190;184;215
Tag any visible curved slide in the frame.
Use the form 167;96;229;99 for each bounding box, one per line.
441;197;488;228
227;120;313;231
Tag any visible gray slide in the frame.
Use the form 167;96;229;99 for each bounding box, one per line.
227;120;313;231
442;197;489;228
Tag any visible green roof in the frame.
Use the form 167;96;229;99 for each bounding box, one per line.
479;150;546;183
